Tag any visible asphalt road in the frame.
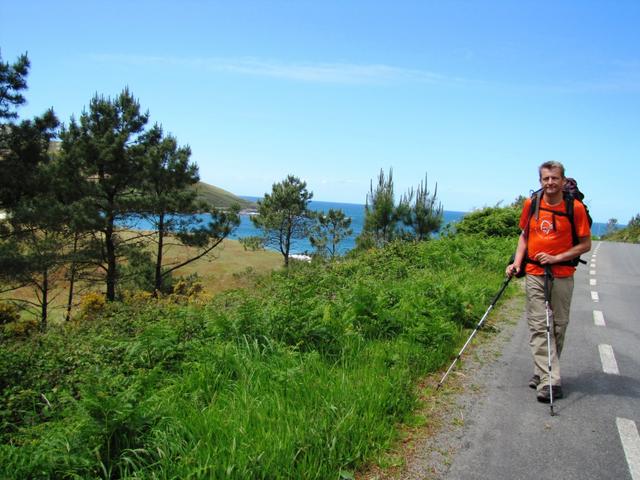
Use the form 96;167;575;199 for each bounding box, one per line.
443;241;640;480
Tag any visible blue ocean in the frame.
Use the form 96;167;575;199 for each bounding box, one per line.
131;197;610;255
233;197;610;254
233;197;466;255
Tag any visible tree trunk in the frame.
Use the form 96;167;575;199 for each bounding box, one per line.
154;212;165;293
40;267;48;331
105;219;117;302
65;233;79;321
283;227;291;268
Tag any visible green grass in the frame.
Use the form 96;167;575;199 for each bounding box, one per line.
167;237;282;294
0;237;282;324
600;224;640;243
0;235;517;479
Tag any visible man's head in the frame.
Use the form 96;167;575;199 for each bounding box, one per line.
538;161;565;180
539;161;566;199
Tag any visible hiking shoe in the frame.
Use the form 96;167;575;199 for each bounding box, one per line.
528;375;540;389
537;385;563;403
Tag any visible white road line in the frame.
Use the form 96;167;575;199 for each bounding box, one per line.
591;291;600;302
590;278;597;286
590;270;597;275
599;344;620;375
617;418;640;480
593;310;606;326
590;263;596;268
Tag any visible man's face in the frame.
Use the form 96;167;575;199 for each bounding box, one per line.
539;167;565;196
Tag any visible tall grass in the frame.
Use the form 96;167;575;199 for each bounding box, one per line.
0;236;516;479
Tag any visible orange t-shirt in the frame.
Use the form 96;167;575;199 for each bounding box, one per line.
519;196;591;277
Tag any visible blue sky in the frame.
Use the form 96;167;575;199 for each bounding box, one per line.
2;1;638;223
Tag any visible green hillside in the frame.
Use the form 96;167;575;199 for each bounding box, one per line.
191;181;256;209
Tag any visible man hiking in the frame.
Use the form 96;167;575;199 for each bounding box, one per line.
507;161;591;403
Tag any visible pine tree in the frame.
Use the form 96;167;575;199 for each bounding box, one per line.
399;173;443;240
139;125;198;292
139;125;240;292
0;51;78;327
309;208;352;258
0;50;29;121
358;168;398;248
252;175;313;267
59;88;150;301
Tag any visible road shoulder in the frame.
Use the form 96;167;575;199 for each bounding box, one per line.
360;285;526;480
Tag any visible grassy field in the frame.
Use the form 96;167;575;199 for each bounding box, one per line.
1;237;283;324
164;237;282;292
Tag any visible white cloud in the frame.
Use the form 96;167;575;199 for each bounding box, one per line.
89;54;468;86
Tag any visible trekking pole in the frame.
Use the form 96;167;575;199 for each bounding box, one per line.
437;275;512;389
544;265;555;416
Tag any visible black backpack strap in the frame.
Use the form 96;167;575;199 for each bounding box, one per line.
533;190;542;222
564;194;578;246
524;189;543;240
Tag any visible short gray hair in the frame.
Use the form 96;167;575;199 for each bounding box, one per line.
539;161;565;179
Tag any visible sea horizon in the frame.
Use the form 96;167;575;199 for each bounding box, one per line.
237;196;611;254
127;197;611;256
235;196;466;255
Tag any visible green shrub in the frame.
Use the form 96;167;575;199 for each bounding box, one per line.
453;205;521;237
77;291;106;321
0;302;20;325
0;236;517;479
118;247;157;293
2;319;38;339
601;214;640;243
239;235;265;251
170;274;206;302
